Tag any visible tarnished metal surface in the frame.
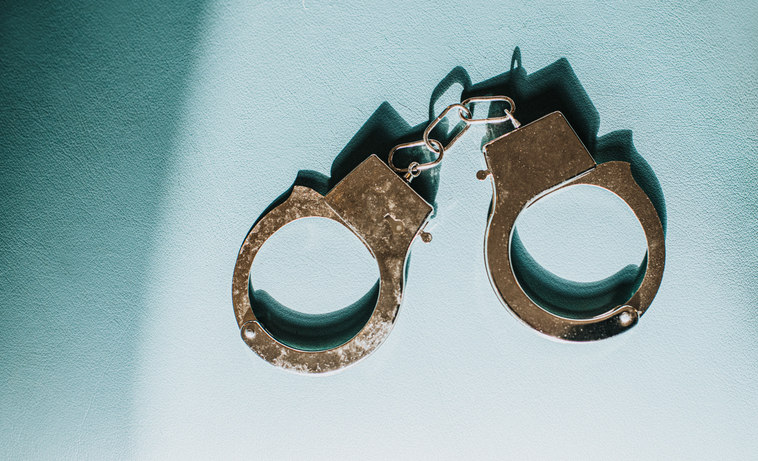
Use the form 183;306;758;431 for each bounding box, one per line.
482;112;665;341
232;155;432;373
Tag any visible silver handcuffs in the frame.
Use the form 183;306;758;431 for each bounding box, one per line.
233;92;665;373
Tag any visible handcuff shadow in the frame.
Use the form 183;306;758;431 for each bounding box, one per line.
249;49;669;344
455;47;666;319
249;100;442;351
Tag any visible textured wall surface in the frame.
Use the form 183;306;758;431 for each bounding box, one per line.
1;0;756;459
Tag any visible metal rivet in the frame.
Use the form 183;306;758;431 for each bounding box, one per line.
242;324;256;340
618;311;633;326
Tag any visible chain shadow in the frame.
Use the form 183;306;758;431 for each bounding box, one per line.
461;47;666;232
250;48;669;340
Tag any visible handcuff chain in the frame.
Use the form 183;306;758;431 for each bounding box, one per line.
388;95;520;182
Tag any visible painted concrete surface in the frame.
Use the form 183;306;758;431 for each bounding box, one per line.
1;1;756;459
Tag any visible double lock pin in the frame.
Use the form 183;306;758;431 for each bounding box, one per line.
232;94;665;374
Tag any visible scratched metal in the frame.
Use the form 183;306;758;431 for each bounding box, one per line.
482;112;665;341
232;155;433;373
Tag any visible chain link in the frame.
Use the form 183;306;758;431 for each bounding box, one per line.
423;103;472;154
388;95;520;181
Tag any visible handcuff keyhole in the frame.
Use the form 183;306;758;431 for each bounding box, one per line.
384;214;405;233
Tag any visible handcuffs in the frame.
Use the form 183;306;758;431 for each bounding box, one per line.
232;154;432;373
232;87;665;374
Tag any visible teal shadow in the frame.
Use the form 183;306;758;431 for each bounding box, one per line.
251;283;380;351
248;102;439;351
455;48;665;318
0;2;208;458
247;50;667;346
510;229;647;319
460;48;667;234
